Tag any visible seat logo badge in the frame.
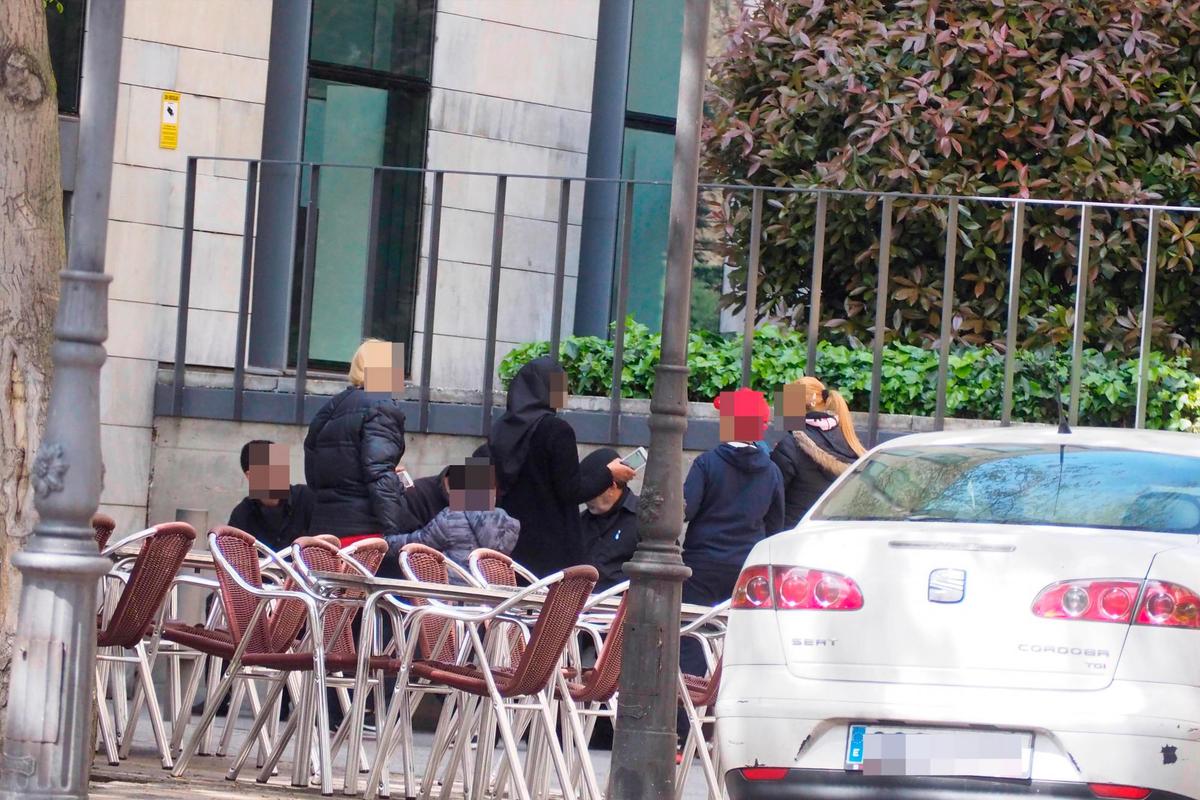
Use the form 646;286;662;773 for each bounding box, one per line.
929;568;966;603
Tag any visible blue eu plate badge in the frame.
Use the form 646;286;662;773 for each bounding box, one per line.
847;725;866;766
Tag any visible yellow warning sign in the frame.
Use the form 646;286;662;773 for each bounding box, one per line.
159;91;180;150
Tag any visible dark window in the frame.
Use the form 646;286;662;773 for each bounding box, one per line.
45;0;86;115
292;0;435;371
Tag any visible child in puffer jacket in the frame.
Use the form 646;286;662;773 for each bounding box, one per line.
385;459;519;570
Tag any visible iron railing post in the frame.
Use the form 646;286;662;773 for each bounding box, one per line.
549;178;571;362
1;2;125;797
1135;209;1161;429
610;182;635;443
480;176;507;437
934;198;959;430
361;167;384;341
805;192;828;377
232;160;260;421
609;1;709;797
741;188;763;387
418;172;444;433
1067;205;1093;427
172;158;198;416
1001;201;1026;426
293;164;320;424
867;197;894;448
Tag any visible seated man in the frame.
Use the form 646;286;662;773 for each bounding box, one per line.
228;440;315;551
579;448;640;591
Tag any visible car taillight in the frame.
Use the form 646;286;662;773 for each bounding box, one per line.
732;565;773;609
1136;580;1200;629
1031;580;1141;623
740;767;788;781
775;566;863;610
1033;579;1200;629
1088;783;1151;799
731;565;863;610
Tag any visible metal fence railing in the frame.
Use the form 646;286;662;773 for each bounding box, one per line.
168;157;1200;445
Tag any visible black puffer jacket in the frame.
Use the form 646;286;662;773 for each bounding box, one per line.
770;412;858;528
304;387;409;537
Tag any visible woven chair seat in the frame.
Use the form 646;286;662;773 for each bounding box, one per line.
681;666;721;708
409;660;518;696
161;623;236;658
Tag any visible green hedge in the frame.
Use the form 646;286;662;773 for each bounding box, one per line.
499;320;1200;431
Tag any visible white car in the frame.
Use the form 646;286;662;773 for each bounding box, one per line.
717;426;1200;800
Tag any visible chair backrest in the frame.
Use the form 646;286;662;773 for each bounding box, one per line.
268;536;341;651
92;513;116;552
400;544;459;662
211;526;274;654
577;594;630;702
342;537;388;577
470;549;536;588
98;523;195;648
327;538;389;656
691;657;723;708
504;565;597;697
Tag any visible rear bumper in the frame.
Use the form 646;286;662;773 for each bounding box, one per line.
725;770;1194;800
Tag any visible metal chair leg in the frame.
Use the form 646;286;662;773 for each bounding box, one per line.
170;652;207;755
94;666;120;766
134;642;175;769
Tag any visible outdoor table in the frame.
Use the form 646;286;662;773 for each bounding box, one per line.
312;570;727;624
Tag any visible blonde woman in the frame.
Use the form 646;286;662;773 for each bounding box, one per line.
304;340;414;547
770;376;866;528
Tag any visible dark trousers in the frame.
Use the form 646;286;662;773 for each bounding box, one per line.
677;560;741;741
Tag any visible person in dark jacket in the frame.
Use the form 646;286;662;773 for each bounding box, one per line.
228;440;315;551
677;389;784;746
771;377;865;528
304;340;409;546
396;444;493;532
489;357;635;577
579;448;640;591
386;459;519;570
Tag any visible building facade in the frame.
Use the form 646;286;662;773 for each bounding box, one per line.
47;0;740;530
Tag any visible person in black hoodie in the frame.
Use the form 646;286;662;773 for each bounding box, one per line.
304;340;410;546
771;377;865;528
578;447;640;591
490;357;635;577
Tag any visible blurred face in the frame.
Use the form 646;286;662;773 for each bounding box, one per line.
778;384;808;430
717;389;769;442
363;341;405;397
549;372;567;410
585;483;623;515
448;459;497;511
247;443;290;501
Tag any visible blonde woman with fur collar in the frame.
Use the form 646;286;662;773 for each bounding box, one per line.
770;376;866;528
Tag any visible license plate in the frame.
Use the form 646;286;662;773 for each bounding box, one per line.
845;725;1033;779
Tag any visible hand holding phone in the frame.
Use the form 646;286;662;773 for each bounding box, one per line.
621;447;648;471
397;467;415;488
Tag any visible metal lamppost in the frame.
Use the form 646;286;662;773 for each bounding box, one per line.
609;0;711;798
1;1;125;797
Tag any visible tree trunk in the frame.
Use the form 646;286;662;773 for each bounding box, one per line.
0;0;65;732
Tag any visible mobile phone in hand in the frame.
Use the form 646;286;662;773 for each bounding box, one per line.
398;468;415;488
621;446;648;471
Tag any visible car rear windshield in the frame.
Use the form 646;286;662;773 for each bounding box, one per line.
812;444;1200;534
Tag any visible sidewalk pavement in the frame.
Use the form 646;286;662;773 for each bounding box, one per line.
89;707;712;799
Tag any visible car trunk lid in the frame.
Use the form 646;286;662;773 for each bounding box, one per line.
769;521;1176;690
